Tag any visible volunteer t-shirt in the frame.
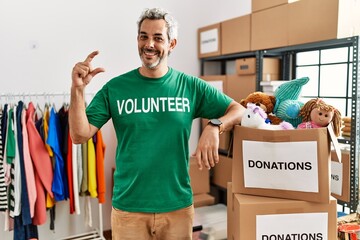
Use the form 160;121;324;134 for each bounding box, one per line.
86;67;232;213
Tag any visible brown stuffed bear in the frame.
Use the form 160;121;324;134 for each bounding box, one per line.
240;92;283;125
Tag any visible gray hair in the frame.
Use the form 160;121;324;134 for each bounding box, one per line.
137;8;178;41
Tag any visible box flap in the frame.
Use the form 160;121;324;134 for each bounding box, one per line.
327;124;341;163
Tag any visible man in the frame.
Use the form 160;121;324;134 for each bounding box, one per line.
69;7;244;240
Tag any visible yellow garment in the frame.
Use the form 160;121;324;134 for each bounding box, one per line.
46;193;55;208
43;106;54;158
87;137;97;198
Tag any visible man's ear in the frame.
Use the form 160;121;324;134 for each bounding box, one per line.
169;38;177;51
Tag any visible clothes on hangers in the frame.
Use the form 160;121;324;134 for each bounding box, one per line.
0;97;106;239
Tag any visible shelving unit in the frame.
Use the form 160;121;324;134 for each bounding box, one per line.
201;36;360;213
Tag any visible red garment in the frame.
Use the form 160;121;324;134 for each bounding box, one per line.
32;172;46;225
96;130;106;203
26;102;54;198
67;132;75;214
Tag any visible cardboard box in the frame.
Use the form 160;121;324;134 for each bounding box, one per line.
189;157;210;194
288;0;360;46
251;4;289;51
221;14;251;55
198;23;221;58
212;155;232;189
193;193;215;208
235;57;280;76
232;125;332;203
199;75;227;95
252;0;299;12
227;182;337;240
331;150;350;202
226;74;257;104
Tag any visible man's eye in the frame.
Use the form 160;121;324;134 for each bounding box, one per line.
140;36;147;40
155;37;163;42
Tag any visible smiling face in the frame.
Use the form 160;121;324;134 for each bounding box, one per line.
137;19;176;74
310;107;334;127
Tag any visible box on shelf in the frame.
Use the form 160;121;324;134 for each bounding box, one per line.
260;80;286;95
235;57;280;76
198;23;221;59
288;0;360;46
232;125;339;203
199;75;227;94
221;14;251;55
252;0;299;12
227;183;338;240
251;4;289;51
226;74;256;104
212;155;232;189
331;150;350;202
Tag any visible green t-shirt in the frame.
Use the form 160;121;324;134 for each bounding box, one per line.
86;67;232;213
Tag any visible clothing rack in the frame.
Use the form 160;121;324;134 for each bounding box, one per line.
0;91;105;240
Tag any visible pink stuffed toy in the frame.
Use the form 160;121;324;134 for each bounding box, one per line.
298;98;342;137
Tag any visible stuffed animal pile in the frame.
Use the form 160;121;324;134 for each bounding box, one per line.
241;103;294;130
239;77;342;134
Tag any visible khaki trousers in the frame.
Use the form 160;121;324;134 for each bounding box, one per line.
111;205;194;240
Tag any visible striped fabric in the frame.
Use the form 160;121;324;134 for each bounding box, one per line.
0;110;7;211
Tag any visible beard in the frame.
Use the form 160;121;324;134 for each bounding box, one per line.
139;47;166;69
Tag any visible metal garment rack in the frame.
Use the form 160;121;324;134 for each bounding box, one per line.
0;92;105;239
200;36;360;213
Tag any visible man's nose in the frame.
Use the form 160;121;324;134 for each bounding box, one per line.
145;38;155;48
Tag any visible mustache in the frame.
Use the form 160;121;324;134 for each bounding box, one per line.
141;47;160;54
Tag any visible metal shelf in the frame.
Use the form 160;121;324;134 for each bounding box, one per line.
201;36;360;213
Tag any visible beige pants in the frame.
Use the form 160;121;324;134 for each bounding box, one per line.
111;205;194;240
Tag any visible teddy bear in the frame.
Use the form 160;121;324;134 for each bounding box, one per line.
240;91;283;125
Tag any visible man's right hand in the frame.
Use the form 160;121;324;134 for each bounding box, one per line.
72;50;105;89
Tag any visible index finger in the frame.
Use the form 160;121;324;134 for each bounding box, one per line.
84;50;100;63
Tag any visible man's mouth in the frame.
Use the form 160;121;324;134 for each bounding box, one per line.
143;48;158;56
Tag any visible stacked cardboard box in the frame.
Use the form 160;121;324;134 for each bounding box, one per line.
198;0;360;57
228;125;340;240
189;157;215;208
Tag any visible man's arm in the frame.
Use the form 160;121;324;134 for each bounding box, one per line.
69;51;105;144
193;101;245;170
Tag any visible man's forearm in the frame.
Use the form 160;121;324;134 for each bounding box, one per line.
69;87;96;144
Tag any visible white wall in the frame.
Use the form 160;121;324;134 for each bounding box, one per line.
0;0;250;239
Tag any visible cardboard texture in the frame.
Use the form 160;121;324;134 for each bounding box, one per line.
288;0;360;46
232;125;332;203
228;191;337;240
226;75;256;104
251;4;289;51
189;157;210;195
235;57;280;76
199;75;227;94
198;23;221;58
221;14;251;55
252;0;299;12
193;193;215;208
212;155;232;189
331;150;350;202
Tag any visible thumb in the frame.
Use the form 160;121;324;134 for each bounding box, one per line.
90;67;105;78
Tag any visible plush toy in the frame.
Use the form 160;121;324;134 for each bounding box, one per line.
240;91;283;125
241;103;294;130
298;98;342;137
273;77;310;128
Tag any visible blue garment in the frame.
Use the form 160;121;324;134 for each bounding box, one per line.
47;107;68;201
